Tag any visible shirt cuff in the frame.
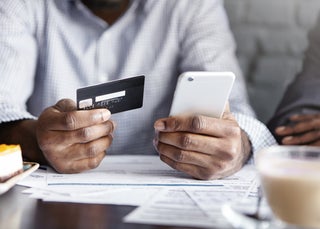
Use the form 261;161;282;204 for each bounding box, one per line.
0;103;36;123
233;112;278;163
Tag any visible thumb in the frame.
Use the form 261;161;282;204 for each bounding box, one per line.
222;101;234;120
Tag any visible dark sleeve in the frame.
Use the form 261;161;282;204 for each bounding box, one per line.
267;16;320;142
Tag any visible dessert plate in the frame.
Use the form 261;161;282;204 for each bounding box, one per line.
0;162;39;195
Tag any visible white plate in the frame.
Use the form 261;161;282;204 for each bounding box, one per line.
0;162;39;195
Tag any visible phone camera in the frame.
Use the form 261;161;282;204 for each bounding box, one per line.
187;77;194;81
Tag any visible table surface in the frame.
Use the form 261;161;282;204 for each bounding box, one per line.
0;185;210;229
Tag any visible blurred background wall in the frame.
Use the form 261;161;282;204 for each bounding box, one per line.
224;0;320;123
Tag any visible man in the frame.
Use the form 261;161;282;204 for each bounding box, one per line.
0;0;275;180
268;16;320;146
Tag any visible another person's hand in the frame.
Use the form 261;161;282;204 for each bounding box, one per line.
275;114;320;146
36;99;115;173
153;109;251;180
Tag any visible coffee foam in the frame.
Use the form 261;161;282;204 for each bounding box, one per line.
258;158;320;180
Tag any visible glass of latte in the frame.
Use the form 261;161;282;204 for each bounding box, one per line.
256;145;320;229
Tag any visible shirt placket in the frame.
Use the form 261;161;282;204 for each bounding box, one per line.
96;31;114;84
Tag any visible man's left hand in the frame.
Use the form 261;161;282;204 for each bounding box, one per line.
275;113;320;145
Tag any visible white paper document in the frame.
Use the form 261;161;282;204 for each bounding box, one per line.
124;184;258;228
124;188;220;228
23;186;161;206
18;155;259;228
44;155;254;187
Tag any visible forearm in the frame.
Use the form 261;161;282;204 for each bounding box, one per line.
0;120;47;164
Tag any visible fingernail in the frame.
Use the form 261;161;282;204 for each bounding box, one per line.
275;126;286;133
154;120;165;130
282;136;293;144
290;114;300;119
103;110;111;120
94;109;110;122
105;122;112;133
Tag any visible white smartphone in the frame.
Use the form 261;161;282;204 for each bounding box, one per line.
169;71;235;118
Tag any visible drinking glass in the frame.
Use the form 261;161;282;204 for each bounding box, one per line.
256;145;320;229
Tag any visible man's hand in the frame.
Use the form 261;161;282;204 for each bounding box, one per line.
153;110;251;180
275;114;320;146
36;99;115;173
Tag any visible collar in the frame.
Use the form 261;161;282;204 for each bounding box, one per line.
61;0;144;20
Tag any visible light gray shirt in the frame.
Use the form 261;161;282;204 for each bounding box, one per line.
0;0;276;155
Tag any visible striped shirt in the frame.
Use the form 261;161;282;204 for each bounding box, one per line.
0;0;276;155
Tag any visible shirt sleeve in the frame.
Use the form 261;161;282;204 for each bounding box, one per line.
0;0;38;123
177;0;277;153
234;113;277;159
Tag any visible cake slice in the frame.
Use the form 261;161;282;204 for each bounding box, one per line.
0;144;23;182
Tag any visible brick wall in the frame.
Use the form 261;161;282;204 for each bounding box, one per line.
224;0;320;123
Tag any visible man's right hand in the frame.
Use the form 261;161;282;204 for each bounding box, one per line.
36;99;115;173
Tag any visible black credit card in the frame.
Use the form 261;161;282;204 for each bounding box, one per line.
77;75;145;114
